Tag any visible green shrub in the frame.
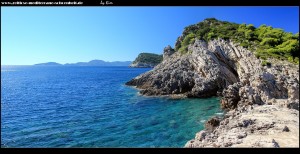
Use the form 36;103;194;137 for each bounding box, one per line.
175;18;299;64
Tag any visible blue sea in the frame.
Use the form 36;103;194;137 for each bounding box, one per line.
1;66;222;148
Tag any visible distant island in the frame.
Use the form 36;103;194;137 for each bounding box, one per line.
34;62;62;66
34;60;132;66
130;53;163;68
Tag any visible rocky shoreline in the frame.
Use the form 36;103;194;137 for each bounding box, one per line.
126;38;299;147
185;103;299;147
129;62;156;68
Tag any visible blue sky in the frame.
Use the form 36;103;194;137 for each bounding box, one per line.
1;6;299;65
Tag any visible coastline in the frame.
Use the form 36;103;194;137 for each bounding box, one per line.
125;39;299;148
185;102;299;147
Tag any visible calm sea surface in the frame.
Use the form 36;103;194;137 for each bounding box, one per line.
1;66;222;147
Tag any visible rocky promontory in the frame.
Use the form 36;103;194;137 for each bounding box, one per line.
129;53;163;68
125;18;299;147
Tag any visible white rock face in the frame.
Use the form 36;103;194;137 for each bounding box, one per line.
126;39;298;101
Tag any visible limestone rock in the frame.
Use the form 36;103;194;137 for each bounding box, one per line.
163;45;175;59
126;38;299;148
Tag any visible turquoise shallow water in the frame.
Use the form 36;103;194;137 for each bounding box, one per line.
1;66;223;147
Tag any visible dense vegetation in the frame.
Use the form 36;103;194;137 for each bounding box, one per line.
132;53;163;65
175;18;299;64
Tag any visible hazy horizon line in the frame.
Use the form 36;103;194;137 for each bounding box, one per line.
1;59;133;66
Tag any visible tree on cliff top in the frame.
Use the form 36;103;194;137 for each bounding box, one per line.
175;18;299;64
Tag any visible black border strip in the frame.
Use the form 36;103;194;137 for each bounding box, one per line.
1;0;300;6
1;147;299;153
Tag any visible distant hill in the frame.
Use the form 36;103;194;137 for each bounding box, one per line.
64;60;131;66
35;60;132;66
34;62;62;66
130;53;163;68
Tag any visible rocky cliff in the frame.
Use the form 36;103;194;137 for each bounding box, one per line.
126;39;252;97
126;38;299;147
125;18;299;147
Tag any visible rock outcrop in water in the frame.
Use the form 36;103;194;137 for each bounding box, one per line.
125;18;299;147
126;39;253;98
126;38;299;147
